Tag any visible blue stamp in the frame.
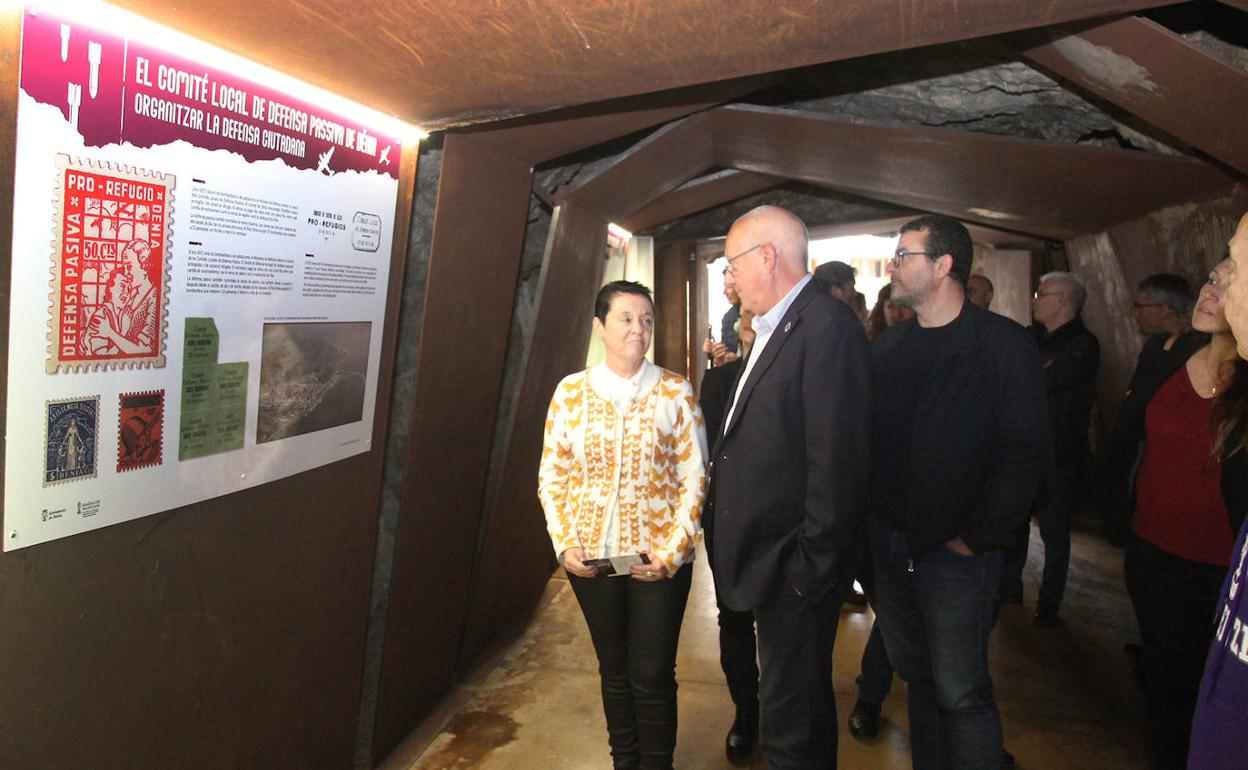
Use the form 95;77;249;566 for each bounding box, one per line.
44;396;99;486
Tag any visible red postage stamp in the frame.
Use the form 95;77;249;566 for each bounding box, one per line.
48;154;173;373
117;389;164;472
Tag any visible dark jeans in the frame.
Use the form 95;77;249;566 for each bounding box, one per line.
1123;535;1226;770
717;601;759;710
871;516;1004;770
754;583;841;769
857;544;895;706
569;565;693;770
1001;463;1077;609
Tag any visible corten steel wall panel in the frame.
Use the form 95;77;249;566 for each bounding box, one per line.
372;134;534;762
621;171;783;234
460;202;608;663
566;113;715;222
0;25;418;770
709;104;1236;239
1022;16;1248;176
108;0;1175;129
654;239;692;374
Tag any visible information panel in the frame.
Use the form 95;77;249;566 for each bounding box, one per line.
4;8;408;550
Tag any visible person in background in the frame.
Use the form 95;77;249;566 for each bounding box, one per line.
722;282;742;354
1133;273;1196;340
866;283;915;342
1002;272;1099;624
704;277;744;367
538;280;707;770
814;259;858;306
1102;275;1205;545
852;290;870;330
968;274;995;310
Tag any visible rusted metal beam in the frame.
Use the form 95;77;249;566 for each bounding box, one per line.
470;77;767;165
1022;16;1248;176
621;170;784;233
709;104;1234;239
461;201;610;664
109;0;1178;129
562;112;717;221
372;132;536;763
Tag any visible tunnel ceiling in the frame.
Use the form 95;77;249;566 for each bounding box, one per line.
109;0;1198;130
530;4;1248;240
107;0;1248;238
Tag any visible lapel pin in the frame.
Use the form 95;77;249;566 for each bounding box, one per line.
784;321;793;333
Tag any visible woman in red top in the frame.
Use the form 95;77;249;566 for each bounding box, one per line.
1125;258;1248;770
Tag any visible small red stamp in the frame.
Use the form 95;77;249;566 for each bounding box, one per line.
117;389;164;472
48;154;173;373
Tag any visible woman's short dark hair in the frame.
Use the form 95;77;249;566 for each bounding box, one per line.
899;215;973;288
595;280;654;324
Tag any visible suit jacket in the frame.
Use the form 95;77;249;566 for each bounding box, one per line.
708;280;872;611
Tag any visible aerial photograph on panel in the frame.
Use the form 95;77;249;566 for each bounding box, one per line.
257;321;370;443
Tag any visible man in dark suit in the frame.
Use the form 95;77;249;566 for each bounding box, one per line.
709;205;872;769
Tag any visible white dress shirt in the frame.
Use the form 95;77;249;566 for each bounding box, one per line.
724;273;813;430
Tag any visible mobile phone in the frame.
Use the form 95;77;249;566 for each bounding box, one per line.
583;553;650;577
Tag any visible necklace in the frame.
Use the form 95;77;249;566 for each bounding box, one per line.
1206;348;1225;398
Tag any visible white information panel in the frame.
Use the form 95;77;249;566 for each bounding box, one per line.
4;8;408;550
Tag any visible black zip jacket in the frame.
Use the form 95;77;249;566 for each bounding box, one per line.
869;300;1051;561
1032;317;1100;463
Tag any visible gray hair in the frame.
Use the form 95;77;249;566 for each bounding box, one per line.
1040;271;1088;313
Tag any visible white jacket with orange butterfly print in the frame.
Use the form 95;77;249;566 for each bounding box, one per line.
539;360;708;575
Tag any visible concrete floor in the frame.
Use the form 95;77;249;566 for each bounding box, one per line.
381;522;1151;769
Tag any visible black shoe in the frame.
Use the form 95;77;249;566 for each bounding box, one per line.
725;703;758;765
1002;748;1016;766
847;699;881;739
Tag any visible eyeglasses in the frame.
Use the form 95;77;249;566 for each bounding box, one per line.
1132;301;1164;310
889;249;936;269
1033;291;1064;300
724;243;763;275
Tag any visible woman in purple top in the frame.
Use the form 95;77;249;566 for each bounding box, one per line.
1191;213;1248;769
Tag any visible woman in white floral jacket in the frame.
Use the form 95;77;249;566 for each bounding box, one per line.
539;280;707;770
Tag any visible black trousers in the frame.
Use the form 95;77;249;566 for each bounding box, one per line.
569;566;693;770
717;599;759;710
707;521;759;711
754;586;842;770
1124;535;1226;770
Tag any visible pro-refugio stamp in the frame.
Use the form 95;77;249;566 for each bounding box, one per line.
118;389;164;472
48;154;173;374
44;396;99;486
